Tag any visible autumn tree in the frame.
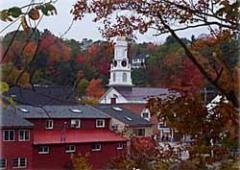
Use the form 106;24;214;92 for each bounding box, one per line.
71;153;92;170
72;0;240;107
76;78;89;98
86;79;104;99
146;93;239;168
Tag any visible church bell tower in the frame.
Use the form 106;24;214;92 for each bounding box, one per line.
109;36;133;87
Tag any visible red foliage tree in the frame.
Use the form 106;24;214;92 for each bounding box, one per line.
86;79;104;99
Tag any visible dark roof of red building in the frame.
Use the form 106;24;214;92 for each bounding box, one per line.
1;108;33;128
33;129;127;145
16;105;110;119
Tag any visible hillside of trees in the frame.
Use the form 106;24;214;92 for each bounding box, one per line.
1;29;238;98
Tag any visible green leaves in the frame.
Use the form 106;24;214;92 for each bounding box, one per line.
39;3;57;16
0;7;22;22
8;7;22;18
0;3;57;23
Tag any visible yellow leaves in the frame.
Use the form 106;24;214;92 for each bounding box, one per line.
18;72;31;88
0;82;9;94
2;66;30;88
72;153;92;170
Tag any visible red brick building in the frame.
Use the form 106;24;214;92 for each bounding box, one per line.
1;105;127;170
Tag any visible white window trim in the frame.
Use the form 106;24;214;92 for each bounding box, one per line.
96;119;105;128
12;158;27;169
92;144;101;151
0;159;7;169
18;130;30;141
117;143;123;150
70;119;81;128
3;130;15;141
45;120;53;129
65;145;76;153
38;146;49;154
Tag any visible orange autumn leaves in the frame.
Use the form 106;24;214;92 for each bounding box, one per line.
86;79;104;99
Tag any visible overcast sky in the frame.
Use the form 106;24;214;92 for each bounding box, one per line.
0;0;209;44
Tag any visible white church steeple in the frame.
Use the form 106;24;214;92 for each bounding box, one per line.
109;36;133;87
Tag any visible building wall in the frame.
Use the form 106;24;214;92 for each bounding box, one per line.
99;88;129;104
110;118;126;133
27;118;110;130
32;142;126;170
126;126;153;137
110;118;153;138
0;128;33;170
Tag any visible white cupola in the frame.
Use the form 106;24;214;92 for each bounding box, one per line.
108;36;133;87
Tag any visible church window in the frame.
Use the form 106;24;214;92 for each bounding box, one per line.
113;73;116;82
121;60;127;67
113;60;117;67
122;73;127;82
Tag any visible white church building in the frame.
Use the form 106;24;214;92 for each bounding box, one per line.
99;36;178;142
99;36;176;105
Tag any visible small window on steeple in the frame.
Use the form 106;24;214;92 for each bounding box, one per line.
121;60;127;67
113;73;116;82
122;73;127;82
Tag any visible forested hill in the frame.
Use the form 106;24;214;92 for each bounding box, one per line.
1;29;238;98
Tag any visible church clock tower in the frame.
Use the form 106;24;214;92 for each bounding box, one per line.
109;36;133;87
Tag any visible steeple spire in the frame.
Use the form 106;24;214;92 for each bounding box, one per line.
108;36;133;87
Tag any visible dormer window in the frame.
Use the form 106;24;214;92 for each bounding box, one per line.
46;120;53;129
141;112;150;121
96;119;105;128
70;119;81;128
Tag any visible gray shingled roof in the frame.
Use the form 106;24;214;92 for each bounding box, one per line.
96;105;152;127
116;87;178;101
16;105;110;119
6;86;77;106
1;108;33;127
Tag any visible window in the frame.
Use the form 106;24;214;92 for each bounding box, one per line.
66;145;76;153
92;143;101;151
142;112;150;120
70;119;81;128
110;98;116;104
45;120;53;129
113;72;116;82
112;124;119;131
134;128;145;137
0;159;6;169
12;158;27;168
38;146;49;154
18;130;30;141
96;119;105;128
122;72;127;82
121;60;127;67
158;121;166;129
117;143;124;150
3;130;14;141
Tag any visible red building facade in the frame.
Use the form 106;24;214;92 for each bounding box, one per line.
1;105;127;170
